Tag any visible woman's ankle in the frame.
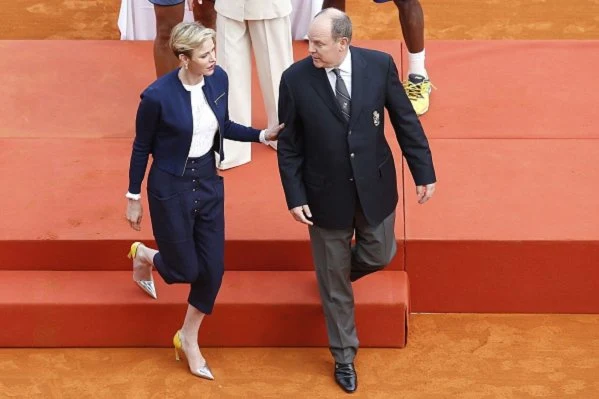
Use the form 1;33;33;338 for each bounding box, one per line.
138;245;155;267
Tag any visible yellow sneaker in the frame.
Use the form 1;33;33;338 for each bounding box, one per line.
403;73;433;116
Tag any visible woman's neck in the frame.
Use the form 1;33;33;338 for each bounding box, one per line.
178;68;204;86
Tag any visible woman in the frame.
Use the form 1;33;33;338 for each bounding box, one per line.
125;22;283;380
151;0;216;77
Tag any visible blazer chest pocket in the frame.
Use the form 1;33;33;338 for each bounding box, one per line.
214;92;225;105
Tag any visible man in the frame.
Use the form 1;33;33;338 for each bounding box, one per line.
214;0;293;168
277;8;436;394
322;0;432;115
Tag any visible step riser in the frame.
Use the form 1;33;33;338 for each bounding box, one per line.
408;241;599;313
0;271;409;347
0;303;407;348
0;241;405;271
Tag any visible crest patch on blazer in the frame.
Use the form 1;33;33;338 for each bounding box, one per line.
373;110;380;126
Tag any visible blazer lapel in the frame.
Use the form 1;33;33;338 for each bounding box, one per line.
349;47;367;129
202;76;215;113
173;74;194;141
202;75;224;127
202;74;225;157
309;64;347;124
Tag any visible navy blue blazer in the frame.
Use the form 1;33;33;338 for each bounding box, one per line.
128;66;261;194
277;46;436;229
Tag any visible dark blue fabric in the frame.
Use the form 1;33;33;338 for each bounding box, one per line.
148;151;224;314
148;0;184;6
128;66;261;194
277;46;436;230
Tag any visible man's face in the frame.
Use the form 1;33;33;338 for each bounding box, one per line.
307;17;347;69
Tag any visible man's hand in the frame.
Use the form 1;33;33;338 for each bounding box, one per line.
290;205;313;226
264;123;285;142
416;183;436;204
126;200;143;231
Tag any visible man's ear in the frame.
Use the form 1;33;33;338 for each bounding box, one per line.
339;37;349;51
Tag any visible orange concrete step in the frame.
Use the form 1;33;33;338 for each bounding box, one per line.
0;270;409;348
417;41;599;140
404;139;599;313
0;40;400;138
0;138;404;272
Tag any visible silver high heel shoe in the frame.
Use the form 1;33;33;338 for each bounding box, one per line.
128;242;157;299
173;330;214;380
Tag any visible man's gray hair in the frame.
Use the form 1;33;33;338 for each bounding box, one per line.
314;8;352;43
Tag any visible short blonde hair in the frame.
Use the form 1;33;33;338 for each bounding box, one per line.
169;22;216;58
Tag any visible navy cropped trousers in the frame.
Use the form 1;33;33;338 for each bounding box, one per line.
147;151;224;314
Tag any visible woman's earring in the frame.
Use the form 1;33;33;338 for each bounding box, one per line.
184;63;189;70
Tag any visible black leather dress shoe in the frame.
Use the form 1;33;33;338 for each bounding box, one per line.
334;362;357;393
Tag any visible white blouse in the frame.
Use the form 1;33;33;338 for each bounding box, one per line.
183;79;219;158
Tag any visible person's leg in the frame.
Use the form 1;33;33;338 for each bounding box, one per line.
308;225;358;364
393;0;426;76
390;0;431;115
143;164;203;284
350;210;397;282
132;244;158;282
177;304;208;373
153;3;185;77
215;13;252;169
187;173;225;316
131;163;202;298
192;0;216;29
322;0;346;11
179;157;225;377
247;16;294;150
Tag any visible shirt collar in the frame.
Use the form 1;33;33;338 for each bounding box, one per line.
182;77;206;91
325;48;352;75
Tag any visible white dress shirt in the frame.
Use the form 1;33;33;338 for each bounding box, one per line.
325;49;352;98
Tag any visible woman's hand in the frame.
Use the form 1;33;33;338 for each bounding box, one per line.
264;123;285;141
126;200;143;231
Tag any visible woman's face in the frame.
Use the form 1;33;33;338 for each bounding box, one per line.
182;39;216;77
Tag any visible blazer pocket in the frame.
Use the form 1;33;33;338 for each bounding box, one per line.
378;154;393;177
147;192;189;242
147;167;182;200
147;188;180;201
304;170;327;188
214;92;225;105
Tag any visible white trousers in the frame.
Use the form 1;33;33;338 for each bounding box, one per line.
117;0;194;40
216;14;293;168
290;0;323;39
